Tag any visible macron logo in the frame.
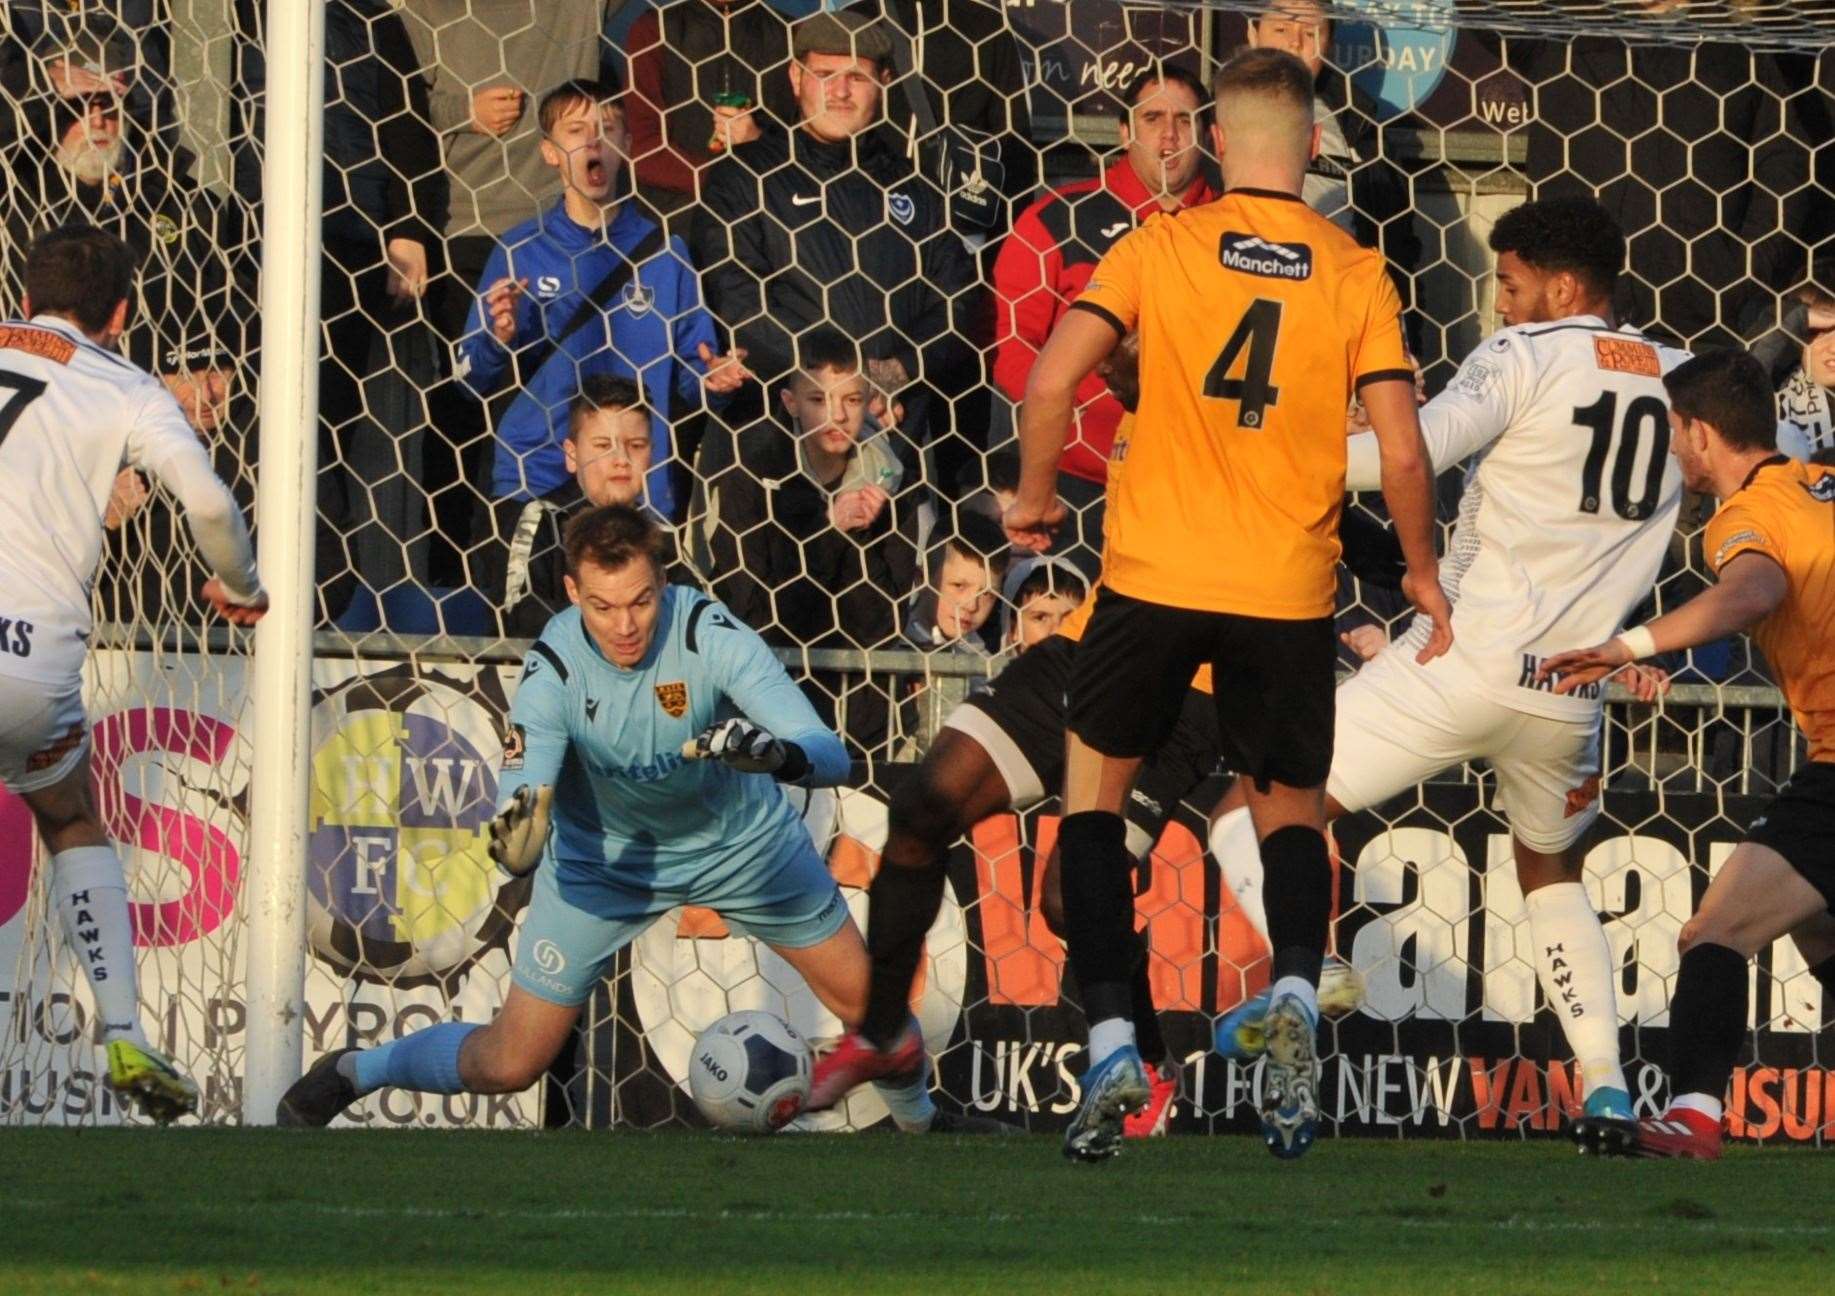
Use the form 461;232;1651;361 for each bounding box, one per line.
1218;232;1313;281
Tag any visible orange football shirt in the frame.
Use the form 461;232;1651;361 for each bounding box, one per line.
1704;458;1835;762
1074;189;1409;619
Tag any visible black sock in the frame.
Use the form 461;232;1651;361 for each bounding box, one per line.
1130;936;1166;1067
1810;955;1835;999
1260;824;1331;988
1668;942;1749;1103
1057;811;1137;1024
860;859;947;1048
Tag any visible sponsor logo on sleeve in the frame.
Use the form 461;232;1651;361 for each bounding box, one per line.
1593;335;1660;376
1218;232;1313;281
500;722;525;771
1453;358;1500;400
655;681;689;718
1712;529;1766;570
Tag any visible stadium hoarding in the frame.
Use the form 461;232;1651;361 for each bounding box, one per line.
3;650;1830;1140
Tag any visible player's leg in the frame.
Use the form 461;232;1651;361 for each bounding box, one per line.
277;863;614;1125
1788;910;1835;996
1488;714;1635;1150
1637;765;1835;1159
1058;591;1200;1160
4;675;196;1122
809;645;1060;1108
735;842;1010;1134
1208;611;1342;1160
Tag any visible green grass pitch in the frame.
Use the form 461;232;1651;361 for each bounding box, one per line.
3;1129;1831;1294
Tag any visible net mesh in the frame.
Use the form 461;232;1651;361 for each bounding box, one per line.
1;0;1828;1137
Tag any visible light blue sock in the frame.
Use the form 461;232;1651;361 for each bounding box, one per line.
347;1022;480;1096
873;1054;937;1133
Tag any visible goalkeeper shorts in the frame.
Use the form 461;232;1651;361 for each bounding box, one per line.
511;833;849;1006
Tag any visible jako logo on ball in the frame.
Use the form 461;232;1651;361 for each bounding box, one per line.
305;665;529;987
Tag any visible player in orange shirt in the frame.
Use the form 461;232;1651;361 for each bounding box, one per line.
1540;349;1835;1160
1003;47;1449;1163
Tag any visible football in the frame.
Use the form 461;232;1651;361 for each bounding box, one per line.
688;1010;812;1134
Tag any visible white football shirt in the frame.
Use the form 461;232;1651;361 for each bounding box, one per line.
1348;316;1690;720
0;316;260;684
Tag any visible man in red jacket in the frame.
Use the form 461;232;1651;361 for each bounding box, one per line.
991;66;1217;552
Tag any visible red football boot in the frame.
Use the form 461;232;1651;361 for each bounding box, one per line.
1632;1107;1724;1161
808;1020;924;1111
1123;1061;1178;1139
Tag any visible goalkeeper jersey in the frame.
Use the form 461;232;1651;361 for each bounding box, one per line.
500;584;849;878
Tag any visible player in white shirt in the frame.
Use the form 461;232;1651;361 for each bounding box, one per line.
1209;198;1684;1152
0;225;268;1121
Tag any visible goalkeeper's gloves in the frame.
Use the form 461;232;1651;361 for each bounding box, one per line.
683;717;809;780
488;784;554;877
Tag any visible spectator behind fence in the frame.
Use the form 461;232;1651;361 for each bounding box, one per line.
694;10;982;459
992;67;1216;550
701;328;918;756
236;0;450;624
843;0;1038;246
1000;555;1088;655
1771;289;1835;465
502;374;699;637
1242;0;1418;294
623;0;796;230
904;511;1010;658
458;80;746;619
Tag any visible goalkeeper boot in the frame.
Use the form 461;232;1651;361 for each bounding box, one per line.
106;1040;198;1124
1123;1059;1178;1139
926;1108;1024;1135
1571;1085;1638;1157
808;1021;924;1112
1259;991;1321;1161
276;1048;359;1127
1214;989;1272;1061
1063;1044;1151;1163
1631;1107;1723;1161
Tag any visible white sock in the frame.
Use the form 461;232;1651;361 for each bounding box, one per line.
1670;1092;1724;1123
872;1052;937;1132
1086;1016;1135;1066
1524;880;1627;1095
1209;807;1268;943
52;845;147;1048
1271;974;1319;1022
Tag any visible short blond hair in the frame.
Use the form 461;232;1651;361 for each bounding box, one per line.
1212;47;1314;156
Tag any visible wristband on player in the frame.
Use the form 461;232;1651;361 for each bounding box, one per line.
1615;625;1659;661
772;741;811;784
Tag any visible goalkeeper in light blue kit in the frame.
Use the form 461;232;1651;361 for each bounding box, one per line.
279;505;997;1133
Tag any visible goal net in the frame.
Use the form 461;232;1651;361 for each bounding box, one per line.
1;0;1829;1140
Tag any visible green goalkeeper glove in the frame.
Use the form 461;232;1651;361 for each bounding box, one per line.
488;784;554;877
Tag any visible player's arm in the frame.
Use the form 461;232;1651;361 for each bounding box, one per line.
125;385;266;623
1537;550;1788;694
1011;307;1118;550
693;602;849;786
1362;379;1451;663
1346;332;1523;492
490;645;573;875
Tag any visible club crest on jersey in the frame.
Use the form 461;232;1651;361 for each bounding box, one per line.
655;681;689;718
1594;336;1660;377
620;283;655;317
887;191;916;226
1805;476;1835;503
1218;232;1313;281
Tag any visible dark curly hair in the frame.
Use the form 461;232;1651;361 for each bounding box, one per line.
1488;198;1625;299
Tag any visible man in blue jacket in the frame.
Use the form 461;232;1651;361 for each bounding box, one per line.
458;78;747;571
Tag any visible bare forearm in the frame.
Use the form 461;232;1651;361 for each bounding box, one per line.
1379;450;1438;574
1633;562;1783;655
1016;383;1072;504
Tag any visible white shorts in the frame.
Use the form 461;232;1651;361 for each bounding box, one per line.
0;672;89;795
1326;649;1602;853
